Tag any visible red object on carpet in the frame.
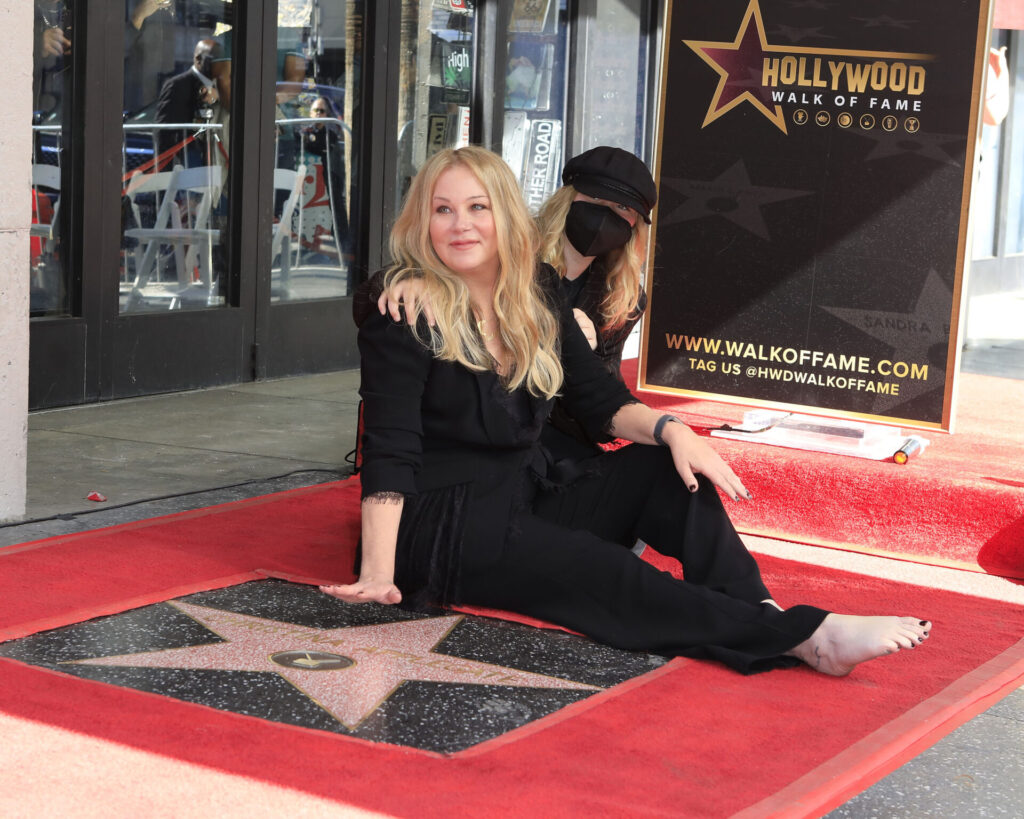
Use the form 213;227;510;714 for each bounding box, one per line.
623;360;1024;579
1;479;1022;817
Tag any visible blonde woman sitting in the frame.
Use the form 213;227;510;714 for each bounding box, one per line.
325;146;931;677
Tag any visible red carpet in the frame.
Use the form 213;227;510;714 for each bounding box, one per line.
624;360;1024;579
1;479;1022;817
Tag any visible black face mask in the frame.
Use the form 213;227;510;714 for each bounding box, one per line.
564;201;633;257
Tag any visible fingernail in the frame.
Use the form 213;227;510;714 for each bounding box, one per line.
689;484;698;493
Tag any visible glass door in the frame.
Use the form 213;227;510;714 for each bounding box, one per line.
30;1;75;318
120;0;234;314
393;0;476;209
502;0;569;211
270;0;363;303
570;0;655;159
260;0;369;378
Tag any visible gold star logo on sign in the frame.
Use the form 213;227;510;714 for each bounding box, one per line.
684;0;934;134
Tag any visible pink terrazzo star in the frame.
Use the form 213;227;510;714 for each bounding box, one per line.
71;601;599;728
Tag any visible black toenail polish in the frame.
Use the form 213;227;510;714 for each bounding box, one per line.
923;632;928;637
919;620;928;626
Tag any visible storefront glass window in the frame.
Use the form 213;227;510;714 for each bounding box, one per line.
30;1;74;317
120;0;233;314
395;1;476;212
572;0;650;157
504;0;569;212
272;0;364;302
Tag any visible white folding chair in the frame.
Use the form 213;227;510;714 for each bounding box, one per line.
271;164;306;293
123;164;223;307
30;164;61;250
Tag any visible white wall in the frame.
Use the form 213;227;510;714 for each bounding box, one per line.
0;1;32;521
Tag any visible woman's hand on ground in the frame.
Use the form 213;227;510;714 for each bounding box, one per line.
320;579;402;605
378;279;434;326
661;421;752;502
572;308;598;350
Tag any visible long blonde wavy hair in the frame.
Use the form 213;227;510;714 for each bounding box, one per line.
386;146;563;399
537;185;649;331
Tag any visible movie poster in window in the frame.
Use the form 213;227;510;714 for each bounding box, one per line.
640;0;993;430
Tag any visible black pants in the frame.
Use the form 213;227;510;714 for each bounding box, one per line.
458;445;827;674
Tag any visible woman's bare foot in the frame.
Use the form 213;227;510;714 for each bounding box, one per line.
788;614;931;676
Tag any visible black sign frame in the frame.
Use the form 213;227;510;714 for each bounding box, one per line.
639;0;994;431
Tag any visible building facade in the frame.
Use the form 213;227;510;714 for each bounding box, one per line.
22;0;662;412
1;0;1021;520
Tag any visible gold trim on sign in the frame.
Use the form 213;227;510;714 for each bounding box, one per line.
641;0;990;433
944;0;995;433
631;380;948;433
639;0;674;396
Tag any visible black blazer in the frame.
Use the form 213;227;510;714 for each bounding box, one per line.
570;256;647;378
358;265;634;501
154;69;205;161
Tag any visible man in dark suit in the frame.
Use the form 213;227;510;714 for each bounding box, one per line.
154;38;221;166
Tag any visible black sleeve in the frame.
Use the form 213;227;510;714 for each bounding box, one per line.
541;267;636;440
154;77;189;158
352;269;387;327
594;285;646;369
357;311;432;499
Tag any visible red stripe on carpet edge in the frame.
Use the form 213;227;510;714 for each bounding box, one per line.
0;481;348;558
733;638;1024;819
739;526;1022;580
0;572;263;643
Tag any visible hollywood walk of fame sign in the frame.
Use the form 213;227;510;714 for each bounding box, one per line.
0;581;666;755
640;0;994;429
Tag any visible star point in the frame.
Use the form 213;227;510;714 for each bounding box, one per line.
821;270;951;412
660;161;813;240
685;0;788;134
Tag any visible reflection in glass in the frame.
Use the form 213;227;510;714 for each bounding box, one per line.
271;1;364;302
30;1;74;316
503;1;568;212
395;2;475;212
573;0;650;157
120;0;233;313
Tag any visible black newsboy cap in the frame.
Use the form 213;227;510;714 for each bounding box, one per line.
561;146;658;223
